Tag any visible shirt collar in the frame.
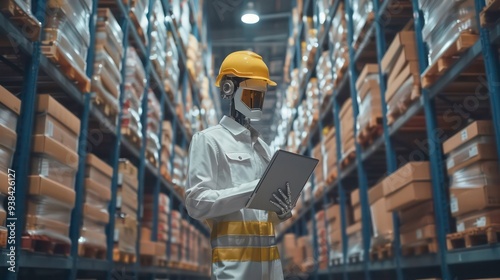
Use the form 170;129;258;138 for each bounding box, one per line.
219;115;260;137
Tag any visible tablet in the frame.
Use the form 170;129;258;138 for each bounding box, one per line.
246;149;319;212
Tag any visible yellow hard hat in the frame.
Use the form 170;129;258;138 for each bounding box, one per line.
215;51;277;87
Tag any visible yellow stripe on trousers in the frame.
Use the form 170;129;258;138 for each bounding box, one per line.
211;221;275;239
212;246;281;263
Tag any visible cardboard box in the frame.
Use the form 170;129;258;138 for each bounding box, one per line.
385;182;433;212
0;85;21;116
353;206;362;223
28;175;76;207
36;94;80;137
283;233;297;257
351;188;360;207
446;139;498;175
369;181;385;204
140;240;156;255
358;79;381;102
443;121;495;155
0;170;8;194
340;98;353;120
34;114;79;152
385;62;420;102
155;241;166;257
399;200;434;225
83;203;109;224
456;208;500;232
25;214;69;237
84;178;112;202
371;197;394;239
383;161;431;196
0;208;6;226
399;214;435;233
86;154;113;183
450;161;500;188
32;135;79;170
400;224;435;245
347;221;362;235
0;122;17;151
114;216;138;254
381;31;417;73
450;185;500;217
30;155;77;188
388;53;419;85
356;64;379;90
119;159;138;183
141;227;152;241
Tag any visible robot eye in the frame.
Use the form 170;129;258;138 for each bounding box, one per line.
241;89;265;109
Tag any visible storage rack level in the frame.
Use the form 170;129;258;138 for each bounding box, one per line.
0;0;213;279
278;0;500;279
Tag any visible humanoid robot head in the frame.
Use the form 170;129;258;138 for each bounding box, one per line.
215;51;277;122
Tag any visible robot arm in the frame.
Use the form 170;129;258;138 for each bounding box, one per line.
185;133;258;220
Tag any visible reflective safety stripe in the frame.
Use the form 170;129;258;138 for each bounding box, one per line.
212;246;281;263
211;235;277;248
211;221;275;239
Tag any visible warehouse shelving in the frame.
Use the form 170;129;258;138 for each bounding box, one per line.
0;0;214;279
279;0;500;279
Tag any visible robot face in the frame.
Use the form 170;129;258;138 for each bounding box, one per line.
234;79;268;121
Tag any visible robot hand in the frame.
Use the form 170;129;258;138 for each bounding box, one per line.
270;182;294;220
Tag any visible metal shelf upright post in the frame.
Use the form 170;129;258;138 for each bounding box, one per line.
308;145;319;280
106;1;131;278
7;0;46;279
474;0;500;160
371;1;403;279
411;0;452;279
345;0;373;279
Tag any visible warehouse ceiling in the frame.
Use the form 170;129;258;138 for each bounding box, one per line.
207;0;292;143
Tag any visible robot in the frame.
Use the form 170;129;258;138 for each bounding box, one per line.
186;51;295;279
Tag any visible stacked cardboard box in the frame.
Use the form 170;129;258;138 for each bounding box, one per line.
146;91;161;167
117;159;139;220
326;204;344;265
315;210;328;269
355;64;383;145
142;193;170;243
316;51;334;105
329;2;348;86
293;79;320;151
369;181;394;247
347;189;363;261
383;161;435;252
381;31;420;125
114;159;139;259
92;8;123;122
164;33;180;96
279;233;298;271
172;146;188;195
0;86;21;247
121;47;146;147
352;0;374;48
80;154;112;256
324;127;337;184
312;143;325;197
160;121;173;181
42;0;92;92
443;121;500;234
0;0;41;40
150;0;167;81
129;0;149;44
27;94;80;250
297;235;314;272
340;98;355;167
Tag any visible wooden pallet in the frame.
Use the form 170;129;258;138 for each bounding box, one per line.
41;44;91;93
113;248;137;263
480;0;500;27
140;255;168;267
421;33;479;88
21;235;70;255
401;238;438;256
0;228;7;248
357;116;383;147
167;260;181;268
331;257;343;266
370;241;393;261
78;243;107;259
0;0;41;41
348;252;363;264
447;225;500;250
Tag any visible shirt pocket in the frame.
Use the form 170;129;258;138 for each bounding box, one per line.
225;152;253;185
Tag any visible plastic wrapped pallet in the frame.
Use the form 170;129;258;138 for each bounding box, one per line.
356;64;382;145
329;3;349;86
0;86;20;247
346;222;363;262
129;0;149;44
150;0;167;80
146;91;161;167
369;181;394;246
418;0;478;67
114;215;138;258
42;0;92;90
316;51;334;104
350;0;374;47
117;159;138;220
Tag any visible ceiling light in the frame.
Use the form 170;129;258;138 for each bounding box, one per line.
241;2;259;24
